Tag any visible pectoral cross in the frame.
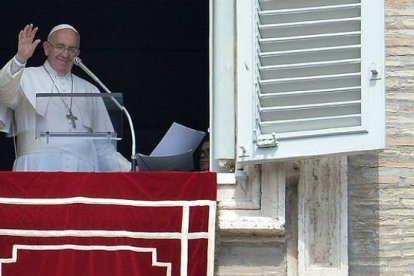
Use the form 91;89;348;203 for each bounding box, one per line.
66;110;78;128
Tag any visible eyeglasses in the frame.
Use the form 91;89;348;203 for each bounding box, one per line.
47;41;80;56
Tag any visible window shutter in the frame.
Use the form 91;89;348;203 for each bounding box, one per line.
236;0;385;164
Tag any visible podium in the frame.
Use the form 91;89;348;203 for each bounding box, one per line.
0;171;217;276
35;92;123;141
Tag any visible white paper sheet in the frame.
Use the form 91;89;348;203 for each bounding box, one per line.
136;122;206;171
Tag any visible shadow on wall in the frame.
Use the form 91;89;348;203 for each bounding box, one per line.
348;153;380;275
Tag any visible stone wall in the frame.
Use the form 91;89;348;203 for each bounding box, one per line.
348;0;414;275
216;236;287;275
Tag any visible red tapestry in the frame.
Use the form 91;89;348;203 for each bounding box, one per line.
0;171;217;276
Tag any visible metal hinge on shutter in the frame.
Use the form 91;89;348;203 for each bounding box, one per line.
254;62;278;149
255;131;278;148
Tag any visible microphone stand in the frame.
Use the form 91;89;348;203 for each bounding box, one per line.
73;57;137;171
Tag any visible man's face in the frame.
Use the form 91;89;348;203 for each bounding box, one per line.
43;29;80;75
199;141;210;171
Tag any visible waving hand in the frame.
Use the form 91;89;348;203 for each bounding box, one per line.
15;24;41;64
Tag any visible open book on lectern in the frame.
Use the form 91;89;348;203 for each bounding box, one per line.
136;122;206;171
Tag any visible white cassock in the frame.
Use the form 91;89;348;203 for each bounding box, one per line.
0;58;130;172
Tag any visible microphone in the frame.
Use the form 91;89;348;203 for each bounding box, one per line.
73;56;138;171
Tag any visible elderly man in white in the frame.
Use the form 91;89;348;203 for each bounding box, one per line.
0;23;130;171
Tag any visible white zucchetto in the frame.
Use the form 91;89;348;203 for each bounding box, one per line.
47;24;79;40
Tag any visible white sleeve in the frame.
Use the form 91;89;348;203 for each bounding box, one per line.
0;107;13;134
0;58;24;109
